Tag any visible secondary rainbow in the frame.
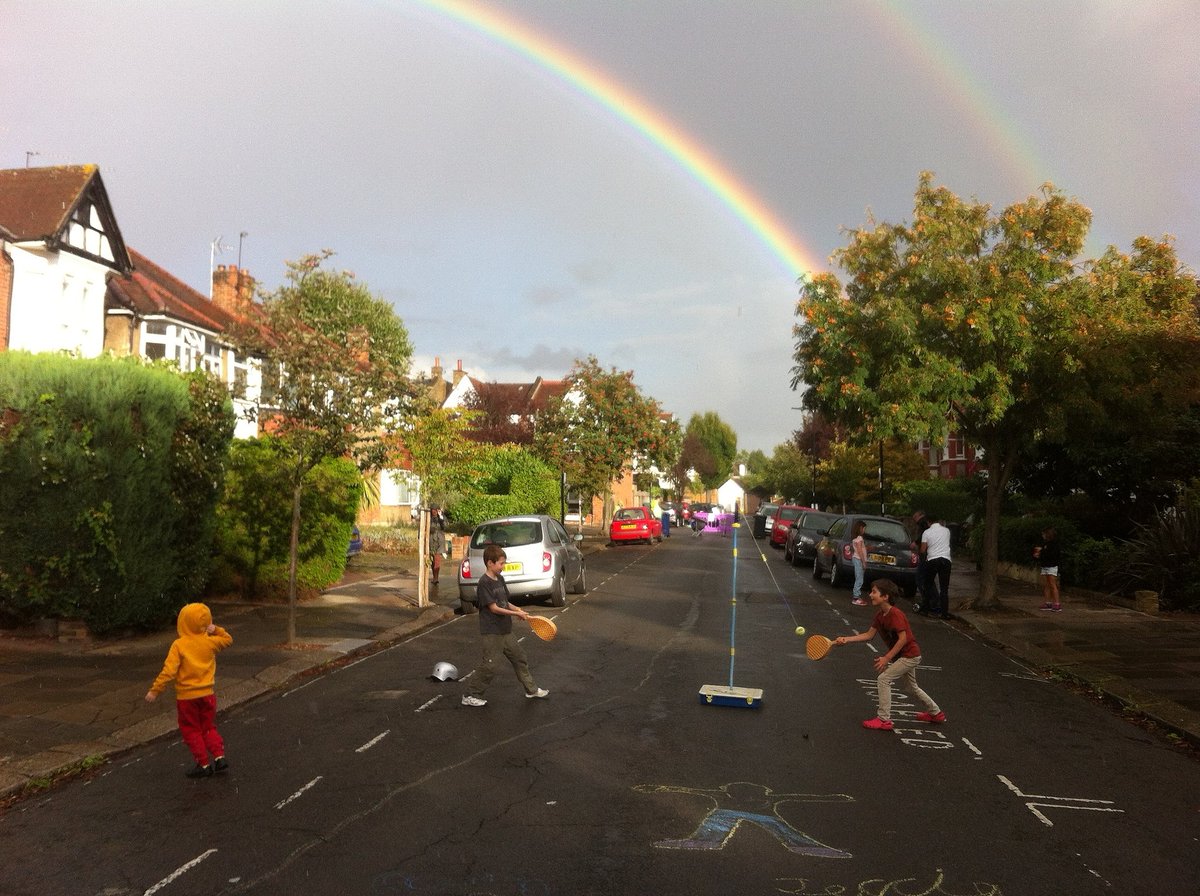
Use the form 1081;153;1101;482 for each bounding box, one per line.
414;0;821;280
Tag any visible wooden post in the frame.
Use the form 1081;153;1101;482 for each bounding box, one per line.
417;508;430;607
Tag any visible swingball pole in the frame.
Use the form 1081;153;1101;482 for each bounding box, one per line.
698;514;763;708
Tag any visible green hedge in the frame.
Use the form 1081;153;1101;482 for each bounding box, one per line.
0;354;234;632
448;447;558;529
209;437;362;599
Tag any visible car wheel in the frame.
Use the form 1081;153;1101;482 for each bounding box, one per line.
549;575;567;607
830;561;844;589
460;597;477;615
571;562;587;594
812;557;823;580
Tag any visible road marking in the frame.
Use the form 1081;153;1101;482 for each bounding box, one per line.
275;776;323;810
143;848;217;895
997;774;1123;826
415;695;443;712
961;737;983;758
356;731;390;752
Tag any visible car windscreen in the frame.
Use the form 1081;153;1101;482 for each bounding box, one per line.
472;521;543;549
613;508;644;521
777;507;803;522
802;512;839;532
864;520;909;545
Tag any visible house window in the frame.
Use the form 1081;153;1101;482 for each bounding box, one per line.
945;433;966;460
380;470;417;506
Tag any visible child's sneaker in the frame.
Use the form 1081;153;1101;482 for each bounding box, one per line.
915;711;947;724
213;757;229;772
525;688;550;699
461;695;487;707
862;717;894;731
186;763;214;778
1049;604;1062;612
852;598;868;606
1038;602;1054;610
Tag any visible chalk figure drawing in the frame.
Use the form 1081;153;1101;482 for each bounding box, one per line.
634;781;853;857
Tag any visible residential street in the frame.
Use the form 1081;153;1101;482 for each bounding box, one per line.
0;530;1196;895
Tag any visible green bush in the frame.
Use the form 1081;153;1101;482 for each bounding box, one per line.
890;476;979;525
1112;490;1200;611
210;437;362;599
0;354;234;632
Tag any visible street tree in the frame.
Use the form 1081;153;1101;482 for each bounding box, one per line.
399;406;487;508
686;411;737;490
791;173;1199;607
533;356;670;524
231;252;420;642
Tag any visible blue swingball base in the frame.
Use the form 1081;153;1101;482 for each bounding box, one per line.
699;684;763;708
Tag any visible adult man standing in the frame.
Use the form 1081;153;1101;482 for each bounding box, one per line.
920;513;953;619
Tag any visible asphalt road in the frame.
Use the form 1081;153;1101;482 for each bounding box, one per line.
1;532;1196;895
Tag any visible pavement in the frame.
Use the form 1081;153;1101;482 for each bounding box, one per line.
2;530;1198;803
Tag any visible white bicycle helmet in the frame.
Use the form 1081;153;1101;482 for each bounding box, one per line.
432;662;459;682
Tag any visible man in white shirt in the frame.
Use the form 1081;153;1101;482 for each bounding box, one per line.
920;514;953;619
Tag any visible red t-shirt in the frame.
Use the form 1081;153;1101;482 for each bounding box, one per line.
873;605;920;660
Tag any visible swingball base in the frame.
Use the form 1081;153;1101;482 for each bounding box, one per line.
699;684;763;708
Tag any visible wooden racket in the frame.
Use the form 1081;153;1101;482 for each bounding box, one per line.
527;615;558;641
805;634;833;661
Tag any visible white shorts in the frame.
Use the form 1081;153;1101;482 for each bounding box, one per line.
1039;566;1059;577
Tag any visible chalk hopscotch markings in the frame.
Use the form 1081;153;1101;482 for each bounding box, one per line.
143;848;217;896
356;731;390;752
999;670;1048;683
275;776;323;810
633;781;853;857
415;695;442;712
997;774;1123;827
961;738;983;758
774;869;1003;895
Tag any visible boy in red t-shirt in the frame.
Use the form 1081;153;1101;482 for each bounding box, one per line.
833;578;946;731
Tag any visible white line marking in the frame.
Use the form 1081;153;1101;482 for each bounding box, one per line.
356;731;390;752
415;695;442;712
997;774;1123;827
961;737;983;758
143;848;217;895
275;776;323;810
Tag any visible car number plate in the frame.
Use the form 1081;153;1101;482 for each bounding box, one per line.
503;562;523;574
868;553;896;565
620;524;636;531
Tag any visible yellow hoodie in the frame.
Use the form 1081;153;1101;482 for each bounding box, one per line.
149;603;233;700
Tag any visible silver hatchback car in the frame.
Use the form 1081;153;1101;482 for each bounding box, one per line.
457;515;586;613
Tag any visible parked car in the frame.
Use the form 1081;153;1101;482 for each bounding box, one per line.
684;502;714;530
783;510;840;565
751;502;779;538
347;525;363;558
610;506;664;544
457;515;586;612
812;514;919;597
768;504;809;548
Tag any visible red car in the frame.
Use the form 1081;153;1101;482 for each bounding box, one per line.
769;504;810;548
609;506;664;544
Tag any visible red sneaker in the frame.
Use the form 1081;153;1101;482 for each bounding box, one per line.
915;711;947;724
862;717;894;731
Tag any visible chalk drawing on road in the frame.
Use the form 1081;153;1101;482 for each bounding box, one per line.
997;774;1123;827
774;868;1003;895
633;781;853;857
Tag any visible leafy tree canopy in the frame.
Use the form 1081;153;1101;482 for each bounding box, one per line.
686;411;737;489
791;173;1199;606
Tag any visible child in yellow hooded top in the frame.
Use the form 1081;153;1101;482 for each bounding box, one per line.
145;603;233;778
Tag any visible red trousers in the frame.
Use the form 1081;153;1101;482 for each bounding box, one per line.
176;694;224;766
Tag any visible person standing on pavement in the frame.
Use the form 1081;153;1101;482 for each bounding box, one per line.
833;578;945;731
145;602;233;778
462;544;549;707
1034;527;1063;612
850;520;869;606
909;510;931;613
920;513;953;619
428;505;447;585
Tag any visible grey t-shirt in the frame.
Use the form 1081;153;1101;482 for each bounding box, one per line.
477;574;513;636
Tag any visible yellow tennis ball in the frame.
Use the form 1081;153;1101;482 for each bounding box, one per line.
795;626;806;636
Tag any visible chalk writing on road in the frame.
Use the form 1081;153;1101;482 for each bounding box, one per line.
634;781;853;857
774;868;1003;895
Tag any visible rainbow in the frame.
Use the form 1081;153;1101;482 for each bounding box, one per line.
412;0;822;280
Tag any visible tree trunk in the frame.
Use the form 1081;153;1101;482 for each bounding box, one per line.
287;481;302;644
971;441;1017;610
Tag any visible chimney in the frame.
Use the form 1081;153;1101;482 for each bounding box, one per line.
212;264;255;314
431;355;443;383
452;359;466;386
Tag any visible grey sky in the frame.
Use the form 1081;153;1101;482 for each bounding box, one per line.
3;1;1195;453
